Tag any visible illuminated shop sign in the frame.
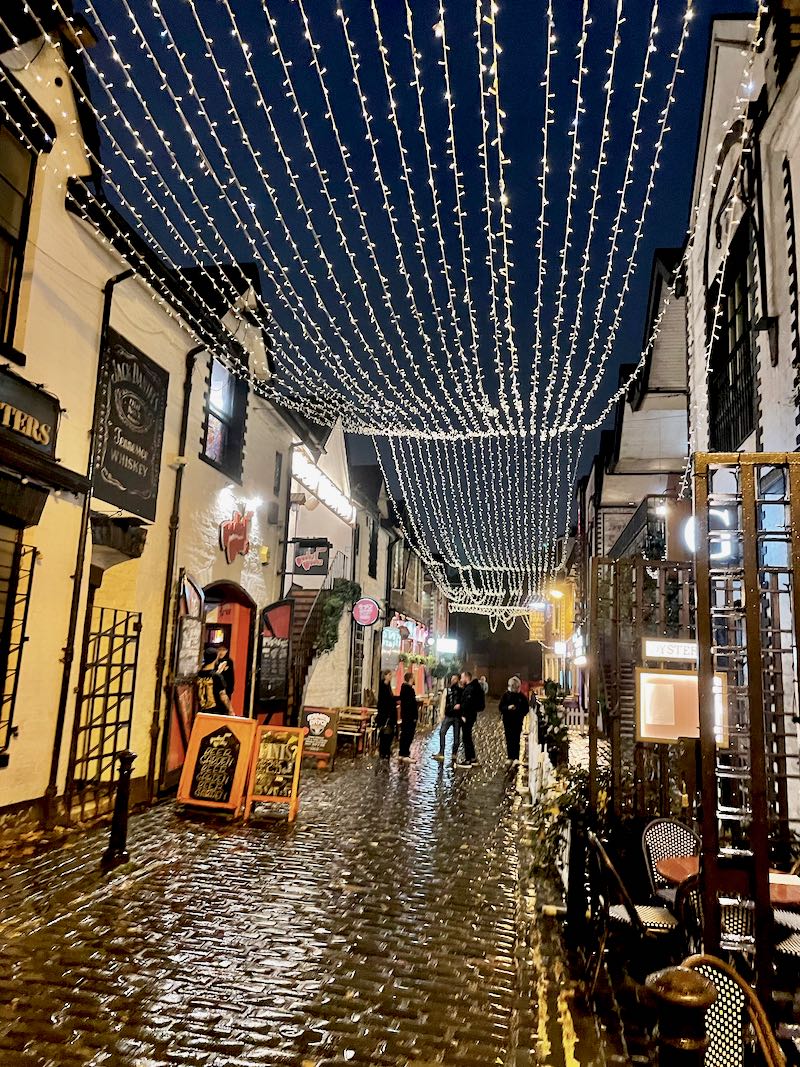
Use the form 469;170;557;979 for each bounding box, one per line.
642;637;699;662
636;668;727;746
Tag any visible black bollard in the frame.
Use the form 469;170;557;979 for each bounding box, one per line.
101;750;136;873
645;966;717;1067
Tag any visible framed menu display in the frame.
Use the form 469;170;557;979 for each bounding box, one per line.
243;725;305;823
177;714;256;813
300;706;338;769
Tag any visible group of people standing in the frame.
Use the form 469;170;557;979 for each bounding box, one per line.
434;671;487;767
375;666;533;770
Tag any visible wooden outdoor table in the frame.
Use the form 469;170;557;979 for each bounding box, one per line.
656;855;800;907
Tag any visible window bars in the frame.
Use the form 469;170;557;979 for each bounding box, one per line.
0;533;37;759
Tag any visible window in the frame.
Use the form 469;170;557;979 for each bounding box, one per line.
201;357;247;479
367;515;378;579
391;541;405;590
0;126;35;346
708;226;756;452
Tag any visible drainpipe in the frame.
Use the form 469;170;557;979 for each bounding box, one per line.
44;268;134;829
145;345;202;801
280;443;296;598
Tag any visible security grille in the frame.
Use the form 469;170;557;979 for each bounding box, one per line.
349;622;365;706
694;452;800;1001
0;534;37;758
66;605;141;819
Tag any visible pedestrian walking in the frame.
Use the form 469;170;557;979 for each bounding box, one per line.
455;669;485;768
376;669;397;759
196;647;232;715
398;671;418;761
499;676;529;768
433;673;462;763
479;675;489;698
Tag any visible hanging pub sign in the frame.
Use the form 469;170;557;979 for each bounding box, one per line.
93;328;169;522
219;509;252;564
243;724;304;822
177;713;256;813
352;597;380;627
0;366;59;456
292;538;330;576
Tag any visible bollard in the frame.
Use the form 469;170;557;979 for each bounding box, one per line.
645;966;717;1067
101;750;136;873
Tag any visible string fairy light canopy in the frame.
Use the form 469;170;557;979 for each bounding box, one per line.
0;0;764;622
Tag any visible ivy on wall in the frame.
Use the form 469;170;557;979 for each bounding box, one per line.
316;579;361;654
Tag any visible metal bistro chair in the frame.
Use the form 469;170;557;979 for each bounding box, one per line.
587;831;679;995
683;954;787;1067
642;817;701;906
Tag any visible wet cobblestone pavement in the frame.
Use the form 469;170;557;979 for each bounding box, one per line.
0;715;632;1066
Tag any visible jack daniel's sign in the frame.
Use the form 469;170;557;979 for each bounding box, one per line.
93;329;169;521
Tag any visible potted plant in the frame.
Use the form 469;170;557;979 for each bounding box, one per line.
541;680;569;768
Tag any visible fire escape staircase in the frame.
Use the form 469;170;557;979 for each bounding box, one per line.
287;552;346;722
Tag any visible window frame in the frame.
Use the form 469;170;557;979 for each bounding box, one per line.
200;355;248;482
0;122;36;357
707;223;757;453
367;515;378;580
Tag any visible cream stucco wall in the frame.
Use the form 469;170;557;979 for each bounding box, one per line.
0;43;296;813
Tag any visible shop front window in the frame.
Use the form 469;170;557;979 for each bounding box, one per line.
202;357;247;479
0;125;35;346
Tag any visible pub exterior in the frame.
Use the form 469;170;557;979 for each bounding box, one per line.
0;26;300;824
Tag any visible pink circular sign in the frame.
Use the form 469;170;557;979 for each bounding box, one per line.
352;597;380;626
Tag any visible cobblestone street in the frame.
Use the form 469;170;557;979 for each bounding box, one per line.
0;716;628;1067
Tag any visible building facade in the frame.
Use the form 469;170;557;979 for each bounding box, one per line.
0;30;304;821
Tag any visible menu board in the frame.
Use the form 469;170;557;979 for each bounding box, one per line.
244;725;305;822
177;714;255;813
300;706;338;768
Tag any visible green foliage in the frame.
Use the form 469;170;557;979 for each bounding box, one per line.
529;765;610;876
541;679;568;765
316;579;361;654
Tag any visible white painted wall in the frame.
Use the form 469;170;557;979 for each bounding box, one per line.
0;41;297;813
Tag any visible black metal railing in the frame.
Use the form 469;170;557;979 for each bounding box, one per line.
0;534;37;760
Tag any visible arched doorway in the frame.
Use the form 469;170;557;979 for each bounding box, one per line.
203;581;256;716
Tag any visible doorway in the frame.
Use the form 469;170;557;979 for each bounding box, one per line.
203;581;256;716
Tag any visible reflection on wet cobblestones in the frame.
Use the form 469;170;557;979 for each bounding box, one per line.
0;716;631;1065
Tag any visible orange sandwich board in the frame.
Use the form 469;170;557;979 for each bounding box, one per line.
243;724;305;823
177;713;256;814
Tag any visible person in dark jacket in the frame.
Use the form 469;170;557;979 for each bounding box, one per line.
376;670;397;759
398;672;418;761
499;676;530;767
456;670;485;767
433;674;462;763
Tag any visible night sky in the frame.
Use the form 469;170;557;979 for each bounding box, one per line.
67;0;756;595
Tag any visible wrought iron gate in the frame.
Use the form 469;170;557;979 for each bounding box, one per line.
65;605;142;820
0;533;37;759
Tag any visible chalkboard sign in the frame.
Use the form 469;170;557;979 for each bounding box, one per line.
93;328;169;521
177;714;255;813
256;600;292;717
243;725;304;822
300;706;338;768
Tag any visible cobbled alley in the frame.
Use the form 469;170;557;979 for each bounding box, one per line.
0;717;628;1066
